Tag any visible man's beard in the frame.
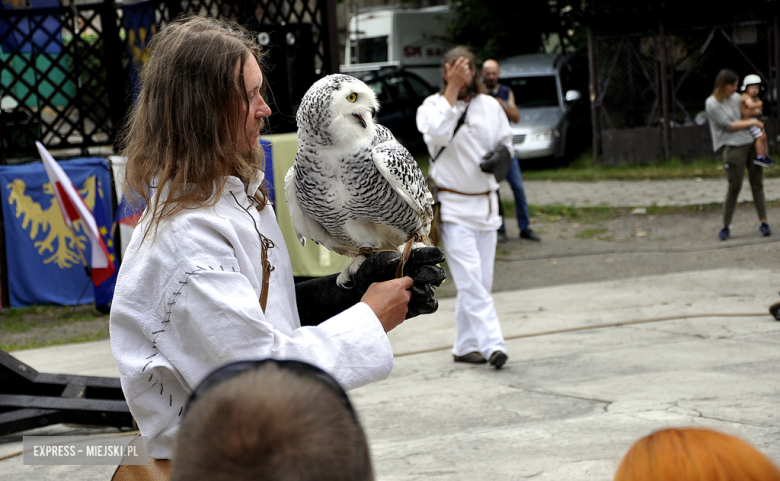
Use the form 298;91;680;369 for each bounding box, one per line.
243;119;264;167
242;140;263;172
457;77;479;100
237;125;264;185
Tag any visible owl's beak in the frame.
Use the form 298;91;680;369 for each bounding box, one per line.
371;107;377;119
351;113;367;129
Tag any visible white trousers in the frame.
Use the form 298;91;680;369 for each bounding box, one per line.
440;221;506;359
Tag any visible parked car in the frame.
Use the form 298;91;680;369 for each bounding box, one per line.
498;53;590;163
341;64;437;154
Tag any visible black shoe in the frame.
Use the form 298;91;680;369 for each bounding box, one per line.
488;351;508;369
770;302;780;321
719;226;730;241
754;156;775;167
760;222;771;237
520;229;541;242
454;352;487;364
497;230;508;243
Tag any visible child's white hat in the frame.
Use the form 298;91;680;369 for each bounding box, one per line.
741;74;761;91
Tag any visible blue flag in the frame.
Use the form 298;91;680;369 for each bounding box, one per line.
114;194;145;227
0;157;113;307
121;0;156;100
0;0;62;55
261;140;274;205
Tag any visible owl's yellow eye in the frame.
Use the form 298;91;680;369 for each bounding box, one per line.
347;92;357;103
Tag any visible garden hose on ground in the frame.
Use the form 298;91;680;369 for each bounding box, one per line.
395;312;769;358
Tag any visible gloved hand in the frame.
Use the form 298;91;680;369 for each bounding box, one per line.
296;273;362;327
295;247;446;326
352;247;446;319
480;144;511;182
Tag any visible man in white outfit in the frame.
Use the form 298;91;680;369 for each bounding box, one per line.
109;17;445;475
416;46;513;369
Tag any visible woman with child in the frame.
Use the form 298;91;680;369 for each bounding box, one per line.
705;69;771;241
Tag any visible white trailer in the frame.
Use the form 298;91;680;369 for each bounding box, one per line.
342;5;454;87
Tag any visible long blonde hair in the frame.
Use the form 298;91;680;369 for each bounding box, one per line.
119;15;270;238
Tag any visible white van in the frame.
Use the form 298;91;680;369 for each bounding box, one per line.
342;5;454;87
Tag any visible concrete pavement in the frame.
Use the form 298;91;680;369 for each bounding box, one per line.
2;268;780;480
365;268;780;479
2;179;780;480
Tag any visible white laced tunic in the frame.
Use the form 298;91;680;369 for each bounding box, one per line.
109;175;393;459
417;93;513;231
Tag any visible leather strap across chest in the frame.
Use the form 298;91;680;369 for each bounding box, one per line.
259;233;275;313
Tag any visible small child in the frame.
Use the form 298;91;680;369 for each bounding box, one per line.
740;74;774;167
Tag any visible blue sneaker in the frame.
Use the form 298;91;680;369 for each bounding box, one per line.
760;222;771;237
719;226;730;241
754;155;775;168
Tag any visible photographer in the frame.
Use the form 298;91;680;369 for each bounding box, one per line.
416;46;513;369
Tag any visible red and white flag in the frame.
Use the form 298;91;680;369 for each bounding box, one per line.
36;141;116;286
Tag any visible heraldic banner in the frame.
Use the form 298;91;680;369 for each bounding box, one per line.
0;157;115;307
120;0;156;101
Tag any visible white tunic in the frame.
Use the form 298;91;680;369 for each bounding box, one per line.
416;93;513;231
109;175;393;459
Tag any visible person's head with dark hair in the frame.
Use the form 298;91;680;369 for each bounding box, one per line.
440;45;483;98
615;427;780;481
120;15;272;238
712;69;740;102
171;360;373;481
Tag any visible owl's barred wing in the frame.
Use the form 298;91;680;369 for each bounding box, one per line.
284;165;329;247
371;139;434;235
373;124;395;144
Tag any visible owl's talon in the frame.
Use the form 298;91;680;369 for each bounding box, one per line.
336;254;369;289
337;271;355;289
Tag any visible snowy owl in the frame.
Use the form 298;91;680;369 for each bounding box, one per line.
285;74;433;287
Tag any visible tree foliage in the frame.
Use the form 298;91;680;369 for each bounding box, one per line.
447;0;583;61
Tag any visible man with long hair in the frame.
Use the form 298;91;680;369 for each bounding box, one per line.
109;15;441;469
416;46;512;369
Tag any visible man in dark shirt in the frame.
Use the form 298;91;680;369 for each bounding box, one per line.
482;59;541;243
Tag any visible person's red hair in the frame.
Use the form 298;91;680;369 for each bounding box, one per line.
615;428;780;481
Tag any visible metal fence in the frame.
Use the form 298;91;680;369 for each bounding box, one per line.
0;0;336;163
591;20;780;164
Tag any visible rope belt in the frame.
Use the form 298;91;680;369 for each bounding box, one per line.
437;187;493;216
